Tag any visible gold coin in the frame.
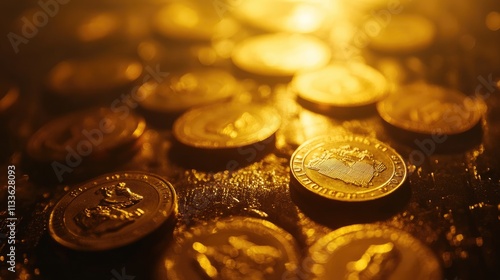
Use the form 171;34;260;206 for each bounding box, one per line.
138;69;237;115
232;0;332;33
377;83;486;135
27;107;146;163
292;63;388;108
290;135;406;202
369;14;436;53
305;224;442;280
153;0;237;41
49;171;177;251
158;217;300;280
0;81;19;114
173;103;281;149
232;33;331;76
46;55;143;96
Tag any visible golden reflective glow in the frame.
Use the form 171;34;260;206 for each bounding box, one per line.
77;13;119;42
486;11;500;31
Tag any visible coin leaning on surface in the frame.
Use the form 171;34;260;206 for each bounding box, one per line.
290;135;407;202
376;83;486;135
173;102;281;149
157;217;300;280
305;224;442;280
49;171;177;251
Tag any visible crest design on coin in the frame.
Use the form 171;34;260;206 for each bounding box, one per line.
291;135;406;201
73;182;145;236
49;172;177;251
306;145;387;188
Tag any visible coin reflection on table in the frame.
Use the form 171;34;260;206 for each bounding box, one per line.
292;62;388;109
173;102;281;149
49;171;177;251
290;135;407;202
138;69;238;115
377;83;486;135
305;224;442;280
232;33;331;76
157;217;300;280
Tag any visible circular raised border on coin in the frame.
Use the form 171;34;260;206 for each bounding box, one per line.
158;216;300;280
290;135;407;202
292;63;388;108
173;103;281;149
376;83;486;135
304;224;442;280
26;107;146;163
49;171;177;251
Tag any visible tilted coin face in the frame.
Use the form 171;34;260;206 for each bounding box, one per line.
290;135;407;202
46;55;143;96
27;107;146;162
292;63;388;108
138;69;237;114
369;14;436;53
173;103;281;149
305;224;442;280
158;217;300;280
377;83;486;135
49;172;177;251
232;33;331;76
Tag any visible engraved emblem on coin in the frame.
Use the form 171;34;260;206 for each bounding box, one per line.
74;182;144;236
345;242;401;280
306;145;387;188
191;235;282;279
205;112;259;139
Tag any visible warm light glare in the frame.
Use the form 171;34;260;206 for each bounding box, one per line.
486;11;500;31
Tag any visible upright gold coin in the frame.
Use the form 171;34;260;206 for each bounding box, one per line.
157;217;300;280
369;14;436;53
305;224;442;280
290;135;406;202
173;103;281;149
232;33;331;76
377;83;486;135
138;69;237;115
49;171;177;251
27;107;146;163
292;63;388;108
46;55;143;96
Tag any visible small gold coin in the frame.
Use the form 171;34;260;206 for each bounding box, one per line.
232;33;331;76
46;55;143;96
49;171;177;251
173;103;281;149
292;63;388;108
232;0;332;33
290;135;406;202
158;217;300;280
27;107;146;163
369;14;436;53
138;69;237;115
305;224;442;280
377;83;486;135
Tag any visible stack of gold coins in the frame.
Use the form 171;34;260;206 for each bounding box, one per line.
291;62;388;116
138;68;238;126
44;54;143;112
25;107;146;182
172;102;281;170
290;134;407;203
304;224;442;280
157;217;300;280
